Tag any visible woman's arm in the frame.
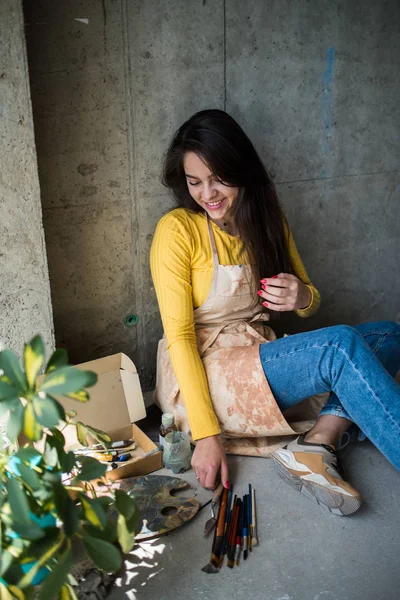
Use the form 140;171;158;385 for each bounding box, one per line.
150;211;221;440
151;212;229;488
287;228;321;317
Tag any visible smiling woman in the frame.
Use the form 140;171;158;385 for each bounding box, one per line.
183;152;240;236
150;109;400;516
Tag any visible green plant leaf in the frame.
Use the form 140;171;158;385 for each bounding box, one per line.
18;532;64;588
17;462;41;491
0;377;18;401
7;585;26;600
45;348;68;374
126;503;141;535
114;490;136;521
76;422;88;446
23;402;43;442
11;520;45;540
80;495;106;530
50;428;66;446
14;446;41;462
0;350;27;395
47;394;66;422
117;513;136;554
32;395;61;429
82;519;118;543
40;367;97;396
22;527;60;561
65;409;77;419
43;442;59;468
0;396;19;418
23;335;45;390
6;399;24;441
66;573;78;586
60;583;78;600
38;546;72;600
61;451;76;473
0;548;14;576
42;470;61;485
75;456;107;482
65;389;90;402
53;484;78;538
7;477;30;525
0;582;14;600
83;533;122;572
84;425;112;446
97;496;113;512
45;431;65;466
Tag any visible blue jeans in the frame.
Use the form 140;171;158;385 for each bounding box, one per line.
259;321;400;470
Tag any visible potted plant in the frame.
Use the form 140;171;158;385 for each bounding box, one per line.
0;336;139;600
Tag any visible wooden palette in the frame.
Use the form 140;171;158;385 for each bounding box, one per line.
119;474;200;541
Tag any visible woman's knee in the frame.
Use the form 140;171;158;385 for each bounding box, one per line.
329;324;361;348
354;320;400;337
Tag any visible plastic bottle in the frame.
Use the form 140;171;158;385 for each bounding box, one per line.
159;413;177;449
163;431;192;473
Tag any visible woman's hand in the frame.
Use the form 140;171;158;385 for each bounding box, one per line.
258;273;311;312
191;434;230;490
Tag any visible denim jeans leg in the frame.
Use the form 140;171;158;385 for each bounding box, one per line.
260;323;400;469
320;321;400;431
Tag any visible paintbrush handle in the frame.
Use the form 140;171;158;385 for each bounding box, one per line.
211;482;224;507
211;487;229;564
216;487;228;537
252;487;259;546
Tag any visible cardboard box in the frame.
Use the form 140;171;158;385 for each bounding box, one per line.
58;353;162;482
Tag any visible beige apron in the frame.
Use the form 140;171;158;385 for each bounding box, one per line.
154;215;327;456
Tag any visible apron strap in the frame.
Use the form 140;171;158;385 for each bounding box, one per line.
206;213;220;270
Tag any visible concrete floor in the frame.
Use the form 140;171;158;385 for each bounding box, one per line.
107;440;400;600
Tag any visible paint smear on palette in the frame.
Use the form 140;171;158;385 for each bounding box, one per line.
322;47;335;155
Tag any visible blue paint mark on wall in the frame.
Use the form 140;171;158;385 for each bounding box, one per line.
322;47;335;156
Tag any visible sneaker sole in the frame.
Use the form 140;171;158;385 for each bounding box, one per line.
272;453;362;516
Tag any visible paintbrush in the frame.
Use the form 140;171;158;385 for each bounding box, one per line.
227;499;239;568
243;494;248;560
234;498;243;567
201;513;219;574
251;487;259;547
204;483;224;536
210;487;229;567
248;485;253;552
220;489;234;567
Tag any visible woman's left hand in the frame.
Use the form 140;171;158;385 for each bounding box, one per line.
258;273;311;312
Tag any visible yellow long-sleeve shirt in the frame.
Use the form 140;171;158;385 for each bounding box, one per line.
150;208;320;440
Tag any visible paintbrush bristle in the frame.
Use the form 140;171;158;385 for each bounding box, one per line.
252;536;259;547
244;549;248;560
227;559;234;569
201;563;220;574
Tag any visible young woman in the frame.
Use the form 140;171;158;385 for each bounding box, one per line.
150;109;400;516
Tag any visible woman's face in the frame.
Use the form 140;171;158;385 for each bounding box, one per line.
183;152;239;221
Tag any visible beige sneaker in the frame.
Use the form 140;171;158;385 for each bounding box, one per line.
272;435;362;516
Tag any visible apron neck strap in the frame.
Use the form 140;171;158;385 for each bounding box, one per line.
205;213;220;267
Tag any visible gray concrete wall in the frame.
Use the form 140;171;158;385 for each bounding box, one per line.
0;0;53;358
25;0;399;388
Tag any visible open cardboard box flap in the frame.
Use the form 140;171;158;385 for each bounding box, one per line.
58;353;147;448
29;353;162;482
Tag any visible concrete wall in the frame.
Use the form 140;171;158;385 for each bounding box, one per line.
0;0;53;358
24;0;400;389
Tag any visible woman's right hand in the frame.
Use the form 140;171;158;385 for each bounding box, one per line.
191;434;230;490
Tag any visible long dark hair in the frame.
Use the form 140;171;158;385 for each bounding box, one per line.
162;109;293;283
